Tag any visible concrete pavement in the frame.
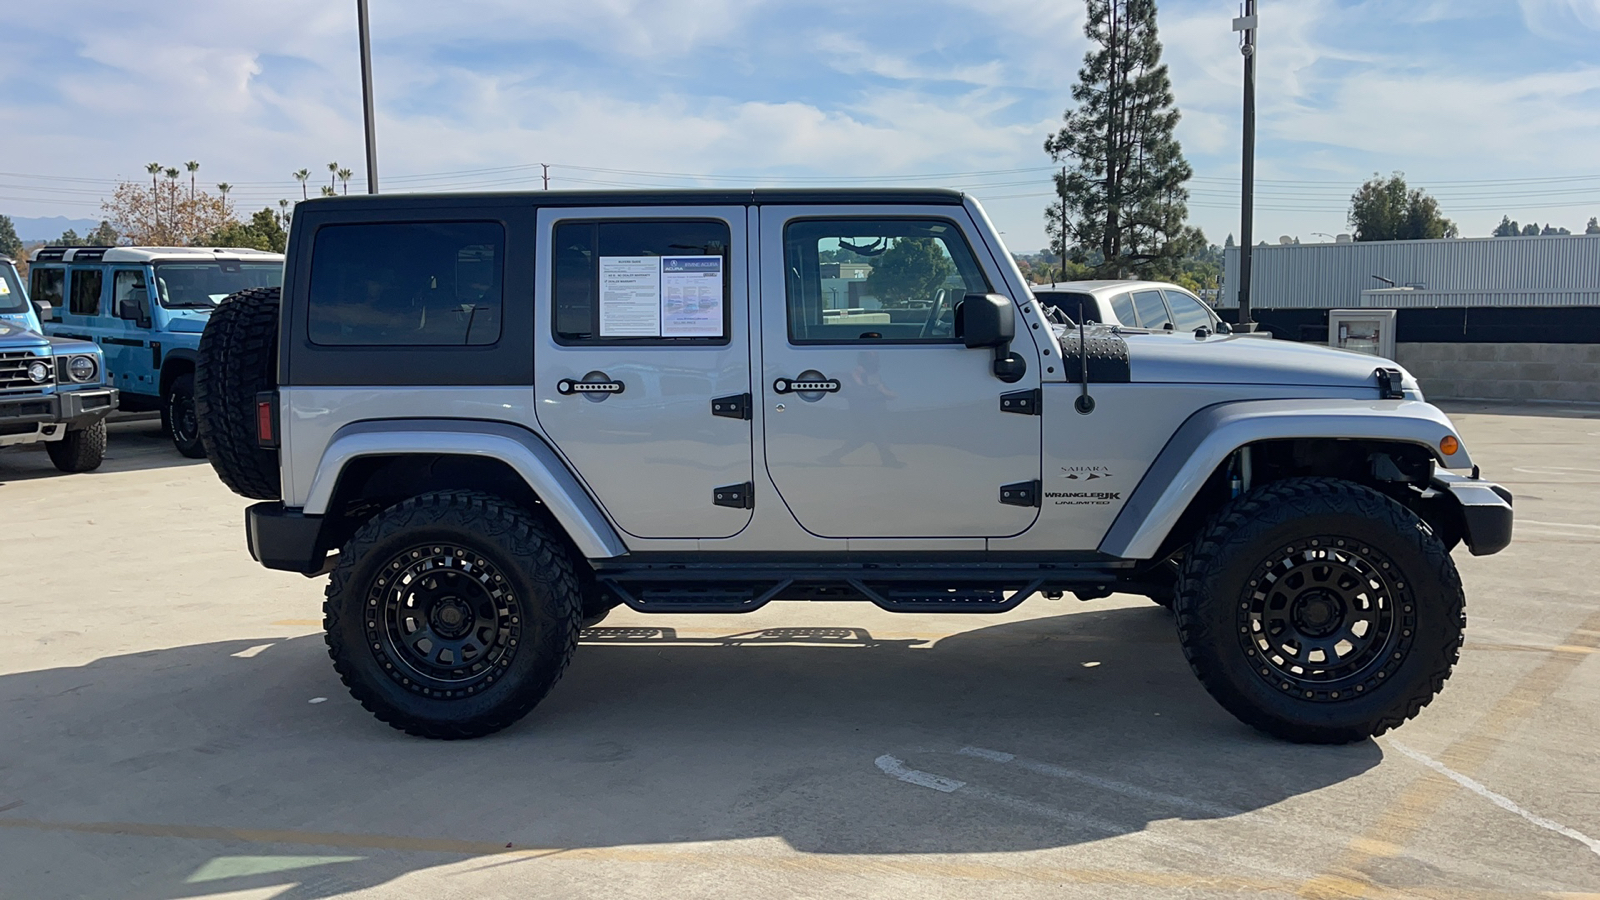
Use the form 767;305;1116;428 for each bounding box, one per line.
1;405;1597;899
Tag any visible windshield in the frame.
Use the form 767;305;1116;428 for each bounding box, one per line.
0;261;25;314
153;262;282;310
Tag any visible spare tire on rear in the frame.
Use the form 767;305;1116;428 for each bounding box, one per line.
196;286;282;500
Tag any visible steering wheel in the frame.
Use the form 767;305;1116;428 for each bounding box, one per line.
921;288;956;338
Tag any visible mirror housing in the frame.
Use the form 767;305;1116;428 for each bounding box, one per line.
954;293;1015;349
31;300;52;322
1214;320;1233;335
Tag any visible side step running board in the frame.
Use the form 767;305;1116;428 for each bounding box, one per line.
846;579;1043;614
602;578;794;614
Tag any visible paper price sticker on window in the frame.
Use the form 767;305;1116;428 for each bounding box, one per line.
597;255;724;339
598;257;662;337
661;256;723;337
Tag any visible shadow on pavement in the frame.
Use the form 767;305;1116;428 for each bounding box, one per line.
0;415;205;484
1;607;1380;898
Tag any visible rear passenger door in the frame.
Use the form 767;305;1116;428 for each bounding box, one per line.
532;206;754;540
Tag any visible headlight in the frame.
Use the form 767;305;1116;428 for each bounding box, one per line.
67;355;98;383
27;361;50;384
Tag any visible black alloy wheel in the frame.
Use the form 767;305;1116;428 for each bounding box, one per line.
1239;538;1410;702
367;543;523;699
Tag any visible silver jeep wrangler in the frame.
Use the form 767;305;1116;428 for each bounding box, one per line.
195;189;1512;743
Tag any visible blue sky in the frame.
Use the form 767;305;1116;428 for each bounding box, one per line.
2;0;1598;252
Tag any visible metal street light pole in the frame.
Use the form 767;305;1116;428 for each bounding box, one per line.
1233;1;1258;330
357;0;379;194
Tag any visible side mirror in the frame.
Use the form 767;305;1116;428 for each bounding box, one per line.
31;301;52;321
117;297;142;320
953;293;1015;349
1214;320;1233;335
954;293;1025;383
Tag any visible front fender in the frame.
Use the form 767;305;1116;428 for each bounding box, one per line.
303;419;628;559
1098;399;1471;560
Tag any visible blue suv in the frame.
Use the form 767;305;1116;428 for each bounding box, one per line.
0;256;117;472
31;245;283;456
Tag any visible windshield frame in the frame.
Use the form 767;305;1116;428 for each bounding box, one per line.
151;260;283;310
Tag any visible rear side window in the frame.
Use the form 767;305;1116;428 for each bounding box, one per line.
31;268;63;312
551;219;731;345
1033;291;1096;322
69;268;103;317
1130;290;1170;330
1163;289;1213;331
1108;292;1136;326
308;222;504;346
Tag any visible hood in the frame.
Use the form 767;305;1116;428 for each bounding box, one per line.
0;318;49;350
1119;330;1410;391
164;311;210;333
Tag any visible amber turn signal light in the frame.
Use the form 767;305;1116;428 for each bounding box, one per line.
1440;435;1460;456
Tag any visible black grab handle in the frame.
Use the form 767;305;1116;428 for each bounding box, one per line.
773;377;840;394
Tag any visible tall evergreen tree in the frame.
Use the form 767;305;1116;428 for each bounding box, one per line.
1044;0;1199;278
1493;216;1520;237
1348;173;1457;241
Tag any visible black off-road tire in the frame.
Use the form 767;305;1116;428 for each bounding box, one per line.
166;373;205;458
1176;477;1464;744
324;490;583;739
46;419;107;473
195;286;281;499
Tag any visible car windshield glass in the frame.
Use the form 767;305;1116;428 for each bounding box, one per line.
0;262;27;314
153;262;282;309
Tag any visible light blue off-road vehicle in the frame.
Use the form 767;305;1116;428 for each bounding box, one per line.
31;245;282;457
0;256;117;473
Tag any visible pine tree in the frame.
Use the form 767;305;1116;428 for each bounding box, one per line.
1044;0;1200;278
1493;216;1520;237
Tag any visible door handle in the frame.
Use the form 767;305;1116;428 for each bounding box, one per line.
557;377;625;395
773;376;840;394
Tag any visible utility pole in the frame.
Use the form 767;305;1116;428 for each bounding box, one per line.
1058;167;1068;282
357;0;379;194
542;163;550;190
1233;0;1258;330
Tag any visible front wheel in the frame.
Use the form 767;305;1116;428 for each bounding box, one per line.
46;420;107;472
1176;477;1464;744
324;490;583;739
166;373;205;458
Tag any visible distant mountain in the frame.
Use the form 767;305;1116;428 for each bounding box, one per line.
7;215;104;242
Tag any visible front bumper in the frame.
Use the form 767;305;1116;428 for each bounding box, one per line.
246;502;329;575
0;388;118;428
1430;471;1514;556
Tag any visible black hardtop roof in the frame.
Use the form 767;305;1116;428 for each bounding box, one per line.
292;187;968;211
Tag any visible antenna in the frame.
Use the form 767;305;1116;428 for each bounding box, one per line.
1075;301;1095;415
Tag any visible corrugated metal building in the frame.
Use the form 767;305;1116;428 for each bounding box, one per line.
1220;233;1600;309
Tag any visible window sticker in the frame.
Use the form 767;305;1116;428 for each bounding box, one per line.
661;256;723;337
0;281;9;295
598;256;662;337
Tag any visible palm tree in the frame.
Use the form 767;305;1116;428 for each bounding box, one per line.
337;167;353;195
145;162;163;231
293;169;311;200
278;198;290;228
327;161;339;191
216;183;232;215
185;160;200;201
321;186;337;197
164;168;181;241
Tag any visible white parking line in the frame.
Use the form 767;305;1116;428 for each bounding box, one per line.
1520;520;1600;531
872;752;1312;880
1389;741;1600;859
230;643;275;659
957;746;1243;819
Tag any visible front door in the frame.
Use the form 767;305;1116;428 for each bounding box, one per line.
105;268;152;394
533;206;754;540
757;207;1041;539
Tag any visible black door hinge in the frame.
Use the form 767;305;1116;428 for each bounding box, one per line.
713;482;754;509
999;480;1040;507
712;393;752;420
1000;388;1041;416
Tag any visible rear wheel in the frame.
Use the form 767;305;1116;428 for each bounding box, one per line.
1176;477;1464;744
166;373;205;458
46;419;107;473
324;490;583;739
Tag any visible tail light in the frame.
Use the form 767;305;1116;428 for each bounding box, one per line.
255;391;280;449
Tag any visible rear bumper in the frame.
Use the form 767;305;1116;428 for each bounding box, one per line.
246;502;328;575
1431;471;1514;556
0;388;117;428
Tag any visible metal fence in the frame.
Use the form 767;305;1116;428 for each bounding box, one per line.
1221;233;1600;309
